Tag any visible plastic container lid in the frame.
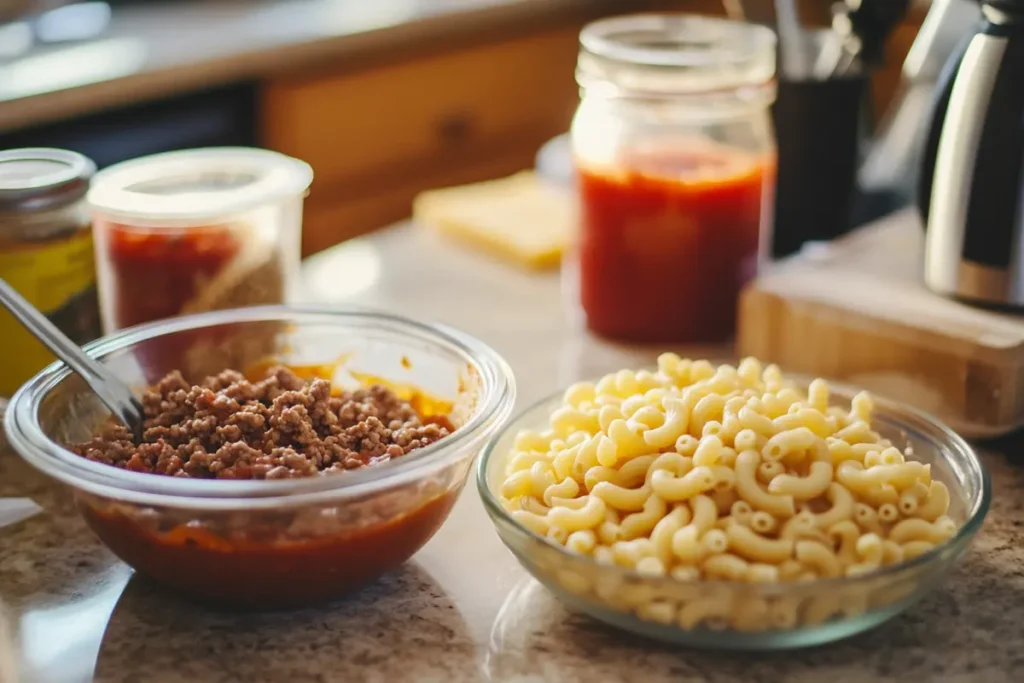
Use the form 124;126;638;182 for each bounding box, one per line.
86;147;314;227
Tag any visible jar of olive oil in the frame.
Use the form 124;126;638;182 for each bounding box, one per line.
0;149;101;399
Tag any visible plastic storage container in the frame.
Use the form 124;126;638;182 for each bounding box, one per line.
571;15;778;344
87;147;313;333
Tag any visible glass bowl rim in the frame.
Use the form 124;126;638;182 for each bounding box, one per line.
476;378;991;592
5;305;516;510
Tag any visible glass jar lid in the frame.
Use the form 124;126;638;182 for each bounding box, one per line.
86;147;314;228
0;148;96;215
577;14;777;97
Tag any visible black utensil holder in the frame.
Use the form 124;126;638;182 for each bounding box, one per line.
770;73;870;259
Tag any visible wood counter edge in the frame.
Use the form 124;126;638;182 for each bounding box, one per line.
736;210;1024;432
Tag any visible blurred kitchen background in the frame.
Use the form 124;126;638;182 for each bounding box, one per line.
0;0;975;257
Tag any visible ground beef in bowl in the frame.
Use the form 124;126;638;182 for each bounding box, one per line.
69;365;453;480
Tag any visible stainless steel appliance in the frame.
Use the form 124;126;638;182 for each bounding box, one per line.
919;0;1024;307
859;0;981;198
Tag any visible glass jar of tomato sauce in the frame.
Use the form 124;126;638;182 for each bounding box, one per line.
571;14;778;344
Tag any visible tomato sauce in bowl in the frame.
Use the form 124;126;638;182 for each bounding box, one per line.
80;489;458;609
67;362;465;608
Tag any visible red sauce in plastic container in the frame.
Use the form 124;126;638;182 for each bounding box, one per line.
577;144;774;344
86;147;311;334
99;221;242;330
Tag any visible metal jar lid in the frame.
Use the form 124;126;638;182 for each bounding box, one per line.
0;148;97;215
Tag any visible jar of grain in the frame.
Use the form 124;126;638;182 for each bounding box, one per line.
86;147;313;333
0;148;101;397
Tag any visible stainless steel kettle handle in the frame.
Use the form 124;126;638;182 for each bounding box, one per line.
916;32;974;226
919;6;1024;231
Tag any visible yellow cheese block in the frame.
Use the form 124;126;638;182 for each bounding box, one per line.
413;171;574;269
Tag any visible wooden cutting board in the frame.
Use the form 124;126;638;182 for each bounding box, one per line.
737;209;1024;438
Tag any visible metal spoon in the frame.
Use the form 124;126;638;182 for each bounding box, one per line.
776;0;811;78
0;277;145;441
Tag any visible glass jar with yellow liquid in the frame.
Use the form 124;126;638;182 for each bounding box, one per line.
0;149;101;400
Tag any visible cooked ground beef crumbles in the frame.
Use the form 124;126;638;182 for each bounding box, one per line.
69;366;453;479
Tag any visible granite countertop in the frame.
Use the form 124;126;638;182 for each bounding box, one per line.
0;0;612;132
2;214;1024;682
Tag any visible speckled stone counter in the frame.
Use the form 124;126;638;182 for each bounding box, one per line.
2;217;1024;682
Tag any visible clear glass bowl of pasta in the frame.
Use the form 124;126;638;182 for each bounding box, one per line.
476;358;991;650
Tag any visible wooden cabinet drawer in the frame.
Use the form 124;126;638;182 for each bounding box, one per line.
262;28;581;194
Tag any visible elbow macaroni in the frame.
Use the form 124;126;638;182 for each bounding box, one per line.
497;357;961;632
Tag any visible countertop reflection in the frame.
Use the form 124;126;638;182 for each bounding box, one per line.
2;216;1024;681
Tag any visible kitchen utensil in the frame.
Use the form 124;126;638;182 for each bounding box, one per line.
850;0;913;67
772;35;869;258
919;0;1024;308
776;0;811;77
815;0;912;79
0;276;143;440
738;209;1024;438
478;381;989;649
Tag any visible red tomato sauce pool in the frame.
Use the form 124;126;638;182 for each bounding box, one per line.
577;144;774;344
81;490;458;609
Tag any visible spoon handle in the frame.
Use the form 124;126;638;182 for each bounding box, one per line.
0;277;144;439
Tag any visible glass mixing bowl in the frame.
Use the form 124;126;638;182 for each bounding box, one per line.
6;306;515;609
478;383;989;650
